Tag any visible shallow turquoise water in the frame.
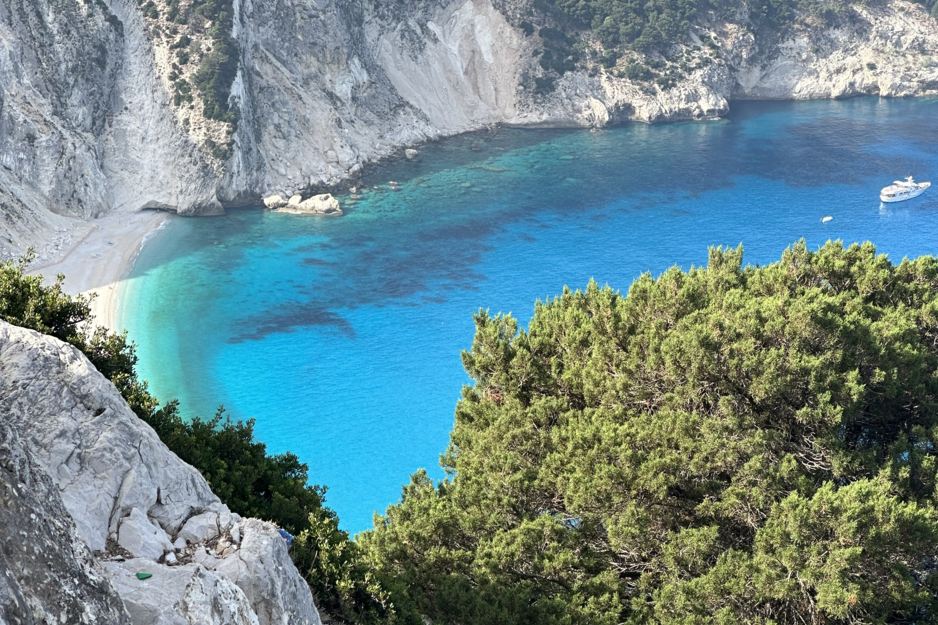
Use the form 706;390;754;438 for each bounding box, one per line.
121;97;938;533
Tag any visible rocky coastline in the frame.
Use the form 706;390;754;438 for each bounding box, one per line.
1;0;937;263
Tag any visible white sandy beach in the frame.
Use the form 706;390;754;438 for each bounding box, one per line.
29;210;171;332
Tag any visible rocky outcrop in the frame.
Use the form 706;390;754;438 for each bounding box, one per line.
196;519;321;625
0;319;219;553
525;0;938;125
0;320;321;625
103;559;260;625
0;421;131;625
265;193;343;215
1;0;937;261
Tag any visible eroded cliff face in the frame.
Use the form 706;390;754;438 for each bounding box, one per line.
1;0;937;261
0;421;132;625
0;320;321;625
0;0;222;263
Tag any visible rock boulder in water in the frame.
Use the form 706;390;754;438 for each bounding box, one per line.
297;194;342;215
263;195;287;209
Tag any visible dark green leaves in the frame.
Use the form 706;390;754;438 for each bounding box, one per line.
361;241;938;624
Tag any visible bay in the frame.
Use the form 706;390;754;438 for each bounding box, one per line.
120;97;938;533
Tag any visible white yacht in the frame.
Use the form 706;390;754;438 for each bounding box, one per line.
880;176;931;203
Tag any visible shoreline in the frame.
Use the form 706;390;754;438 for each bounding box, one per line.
29;210;171;332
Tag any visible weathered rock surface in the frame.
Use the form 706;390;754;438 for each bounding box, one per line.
118;508;176;561
0;420;131;625
0;320;322;625
0;321;220;552
1;0;937;261
271;193;343;215
202;519;321;625
295;194;342;215
178;511;222;545
103;559;260;625
263;195;288;209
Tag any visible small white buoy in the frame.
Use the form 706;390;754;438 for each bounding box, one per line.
821;216;833;223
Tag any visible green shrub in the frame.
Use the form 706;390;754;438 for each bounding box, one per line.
193;27;239;122
624;62;652;80
174;79;193;106
292;513;401;624
534;76;556;92
542;0;857;55
143;403;325;535
182;0;241;124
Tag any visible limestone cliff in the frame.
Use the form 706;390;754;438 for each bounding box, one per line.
0;320;321;625
1;0;936;261
0;421;131;625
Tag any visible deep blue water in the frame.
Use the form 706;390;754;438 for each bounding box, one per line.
121;97;938;533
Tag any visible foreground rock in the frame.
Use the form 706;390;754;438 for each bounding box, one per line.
0;421;131;625
103;559;259;625
0;321;321;625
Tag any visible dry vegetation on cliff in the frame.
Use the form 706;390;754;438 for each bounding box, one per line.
138;0;238;164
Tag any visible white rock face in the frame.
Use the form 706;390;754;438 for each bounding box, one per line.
210;520;321;625
1;0;937;262
297;194;342;215
118;508;176;561
0;322;219;552
0;421;131;624
0;320;322;625
263;195;288;209
179;511;222;545
103;559;260;625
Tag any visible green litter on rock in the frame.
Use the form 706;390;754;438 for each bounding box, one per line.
135;573;152;580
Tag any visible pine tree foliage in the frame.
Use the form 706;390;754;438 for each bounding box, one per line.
361;241;938;624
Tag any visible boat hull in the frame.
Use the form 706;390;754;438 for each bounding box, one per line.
881;183;930;203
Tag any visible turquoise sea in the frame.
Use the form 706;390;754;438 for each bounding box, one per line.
120;97;938;533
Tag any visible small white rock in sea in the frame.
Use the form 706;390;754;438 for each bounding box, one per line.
821;216;833;223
